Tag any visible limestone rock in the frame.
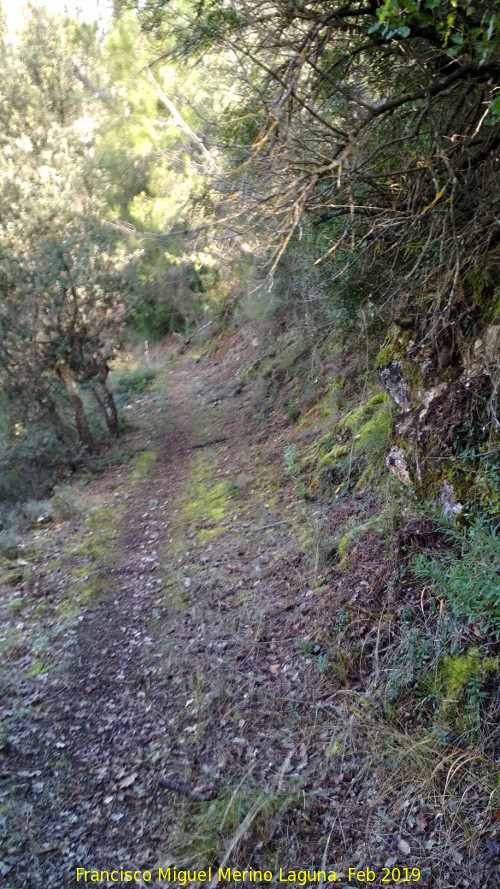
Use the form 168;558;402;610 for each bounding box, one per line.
386;446;412;486
473;324;500;367
377;360;411;412
438;480;463;521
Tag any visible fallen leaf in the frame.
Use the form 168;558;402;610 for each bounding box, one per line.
118;773;137;789
484;836;500;860
415;815;428;832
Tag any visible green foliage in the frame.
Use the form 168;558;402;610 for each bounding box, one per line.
51;486;80;520
0;423;74;506
0;10;134;475
374;1;500;82
297;639;313;656
472;461;500;521
170;784;284;869
337;392;389;433
384;602;499;735
114;367;156;394
80;469;94;486
372;0;500;131
0;529;21;559
413;521;500;638
316;392;392;490
133;295;186;342
283;444;301;477
440;648;499;698
286;404;300;423
0;0;230;492
164;0;500;340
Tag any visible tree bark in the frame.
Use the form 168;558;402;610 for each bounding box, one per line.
56;361;95;452
101;381;119;434
92;381;119;435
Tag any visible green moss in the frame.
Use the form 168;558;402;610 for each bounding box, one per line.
437;648;499;730
240;355;269;383
335;515;389;570
182;479;229;526
337;532;352;569
132;449;158;480
416;441;499;505
375;324;412;370
158;578;190;612
440;649;499;696
463;252;500;324
0;558;24;586
318;442;350;470
374;325;424;402
66;540;91;558
0;626;24;660
337;391;389;434
26;658;52;677
300;401;334;424
48;499;125;622
375;342;396;370
6;595;23;614
166;452;231;550
0;437;167;681
354;402;393;487
366;391;389;407
313;391;392;491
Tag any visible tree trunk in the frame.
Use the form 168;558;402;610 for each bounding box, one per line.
92;382;119;435
45;398;80;468
102;382;119;434
56;362;95;452
91;386;111;432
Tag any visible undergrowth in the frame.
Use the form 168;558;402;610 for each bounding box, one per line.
113;366;156;395
413;520;500;638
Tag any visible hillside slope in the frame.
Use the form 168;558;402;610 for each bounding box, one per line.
0;337;499;887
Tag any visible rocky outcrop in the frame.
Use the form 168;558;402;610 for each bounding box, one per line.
377;361;410;412
386;446;412;486
375;309;499;514
438;480;463;521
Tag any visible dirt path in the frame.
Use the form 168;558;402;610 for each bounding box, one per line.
2;356;343;887
1;365;200;886
1;349;492;888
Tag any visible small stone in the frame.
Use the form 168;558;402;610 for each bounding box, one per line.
386;447;412;486
398;839;411;856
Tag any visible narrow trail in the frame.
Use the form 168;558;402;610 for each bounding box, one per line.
3;356;348;887
3;365;203;886
3;349;484;889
